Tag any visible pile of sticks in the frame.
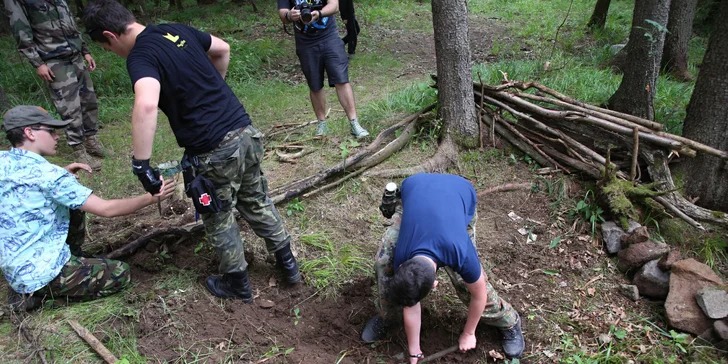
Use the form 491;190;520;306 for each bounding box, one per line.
471;79;728;229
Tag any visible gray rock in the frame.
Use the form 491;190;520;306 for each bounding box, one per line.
665;259;725;335
619;284;640;301
602;221;624;254
633;259;670;299
626;220;642;234
617;241;670;273
696;286;728;319
715;320;728;341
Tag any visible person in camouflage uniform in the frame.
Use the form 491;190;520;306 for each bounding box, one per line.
82;0;301;303
4;0;104;170
0;105;175;311
361;174;525;361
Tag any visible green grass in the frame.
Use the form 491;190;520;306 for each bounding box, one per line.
298;232;370;294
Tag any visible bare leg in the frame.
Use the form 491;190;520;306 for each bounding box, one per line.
310;89;327;120
334;83;357;120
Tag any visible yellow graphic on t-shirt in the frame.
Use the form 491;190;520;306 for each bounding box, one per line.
163;32;188;49
163;33;179;43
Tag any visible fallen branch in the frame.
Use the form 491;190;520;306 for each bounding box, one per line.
363;134;458;178
68;320;118;363
477;182;532;197
104;222;204;259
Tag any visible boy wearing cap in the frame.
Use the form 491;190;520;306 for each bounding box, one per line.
0;105;176;311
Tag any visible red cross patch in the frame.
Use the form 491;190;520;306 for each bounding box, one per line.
199;193;212;206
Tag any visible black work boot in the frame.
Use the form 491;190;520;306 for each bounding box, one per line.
274;244;301;284
205;270;253;303
361;314;391;343
8;288;43;312
500;316;525;358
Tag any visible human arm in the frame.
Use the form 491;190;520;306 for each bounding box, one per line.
460;269;488;351
403;303;423;364
131;77;160;160
79;177;176;217
312;0;339;21
207;35;230;79
4;0;45;69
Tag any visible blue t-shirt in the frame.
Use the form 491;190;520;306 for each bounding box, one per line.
126;24;250;155
277;0;338;46
0;149;92;293
392;174;482;284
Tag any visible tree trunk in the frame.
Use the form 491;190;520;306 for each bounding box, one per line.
196;0;217;5
0;0;11;35
431;0;478;148
661;0;697;81
607;0;671;120
0;85;9;111
587;0;611;29
681;0;728;212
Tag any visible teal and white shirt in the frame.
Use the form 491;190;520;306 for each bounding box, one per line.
0;148;92;293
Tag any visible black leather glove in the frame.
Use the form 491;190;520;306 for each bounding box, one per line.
132;158;162;195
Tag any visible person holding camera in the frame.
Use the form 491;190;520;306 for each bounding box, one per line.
278;0;369;138
361;173;525;362
82;0;301;303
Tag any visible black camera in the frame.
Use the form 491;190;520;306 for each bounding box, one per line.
379;182;400;219
295;0;322;23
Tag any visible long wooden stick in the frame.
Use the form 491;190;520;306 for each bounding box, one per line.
418;345;459;363
68;320;118;364
630;127;639;181
477;182;532;197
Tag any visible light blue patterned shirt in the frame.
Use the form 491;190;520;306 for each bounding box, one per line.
0;148;92;294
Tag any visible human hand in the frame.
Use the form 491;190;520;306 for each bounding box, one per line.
409;355;421;364
84;54;96;71
132;158;162;195
287;7;301;22
36;64;55;81
307;10;320;24
458;331;477;352
64;162;93;178
153;177;176;201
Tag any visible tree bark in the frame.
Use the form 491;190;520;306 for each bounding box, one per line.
0;85;10;111
661;0;697;81
607;0;671;120
431;0;478;148
0;0;11;35
587;0;611;29
681;0;728;212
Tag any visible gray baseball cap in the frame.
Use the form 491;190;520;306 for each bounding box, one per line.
2;105;70;132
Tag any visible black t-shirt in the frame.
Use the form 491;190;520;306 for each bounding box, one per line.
126;24;250;155
278;0;338;47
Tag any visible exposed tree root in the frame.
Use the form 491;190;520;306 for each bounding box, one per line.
477;182;533;197
105;222;204;259
363;134;458;178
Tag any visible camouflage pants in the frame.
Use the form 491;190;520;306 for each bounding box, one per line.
374;206;519;328
34;209;130;299
195;125;291;274
45;53;98;146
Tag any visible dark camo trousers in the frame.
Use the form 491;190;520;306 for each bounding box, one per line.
45;53;98;145
34;209;130;299
195;125;291;274
374;206;519;328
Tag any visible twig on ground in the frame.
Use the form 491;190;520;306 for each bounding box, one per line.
68;320;118;363
477;183;532;197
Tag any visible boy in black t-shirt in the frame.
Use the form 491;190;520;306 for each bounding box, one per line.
82;0;301;302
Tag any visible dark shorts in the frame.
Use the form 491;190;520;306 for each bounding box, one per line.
296;36;350;91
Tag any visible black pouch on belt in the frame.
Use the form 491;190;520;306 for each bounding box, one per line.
181;154;223;214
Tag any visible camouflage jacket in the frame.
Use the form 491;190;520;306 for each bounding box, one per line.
4;0;90;68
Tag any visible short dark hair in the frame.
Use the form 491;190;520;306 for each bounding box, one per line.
390;257;436;307
82;0;136;44
4;124;40;147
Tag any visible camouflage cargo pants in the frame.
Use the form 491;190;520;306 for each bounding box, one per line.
34;209;130;299
195;125;291;274
45;53;98;146
374;205;519;328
